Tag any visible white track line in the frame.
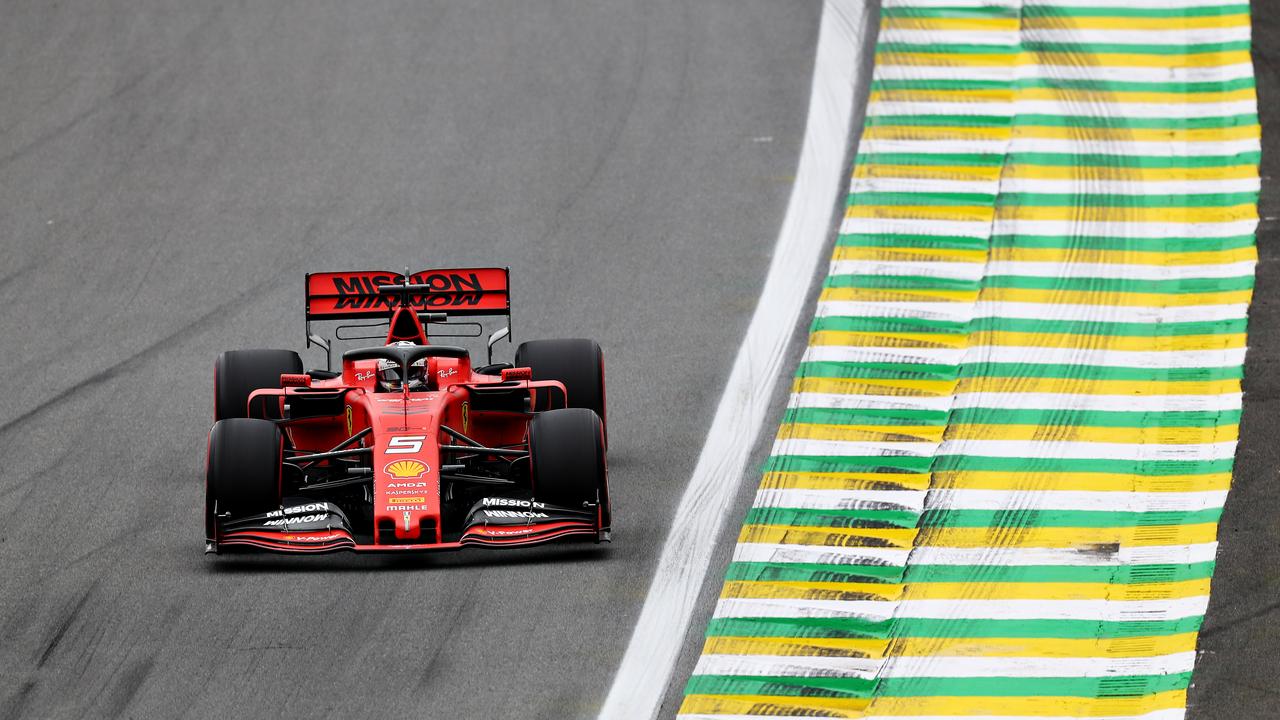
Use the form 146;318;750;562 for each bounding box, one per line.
595;2;873;718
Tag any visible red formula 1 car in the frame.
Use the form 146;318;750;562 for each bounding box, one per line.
204;268;608;554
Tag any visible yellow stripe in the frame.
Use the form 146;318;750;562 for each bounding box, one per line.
781;423;946;443
809;329;1247;352
954;376;1241;396
1011;123;1260;143
721;579;1209;601
702;636;889;658
882;16;1019;32
966;330;1247;351
870;87;1255;104
877;50;1253;69
854;163;1259;183
820;287;981;303
846;203;995;222
978;287;1254;308
704;633;1198;658
1000;164;1259;181
865;124;1259;144
810;330;968;349
904;579;1209;601
833;245;988;263
721;580;903;601
889;634;1200;658
680;691;1185;716
995;203;1257;224
680;694;870;716
944;423;1239;444
737;517;1213;545
761;471;933;491
739;525;917;548
916;523;1220;548
931;470;1232;493
1022;13;1250;31
988;246;1257;266
855;163;1004;183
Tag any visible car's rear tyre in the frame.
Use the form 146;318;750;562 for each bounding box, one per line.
214;349;302;420
206;418;283;537
529;408;607;512
515;338;606;438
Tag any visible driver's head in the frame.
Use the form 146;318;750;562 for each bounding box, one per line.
377;341;428;392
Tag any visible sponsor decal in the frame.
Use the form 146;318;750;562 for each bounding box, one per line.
386;505;431;512
331;272;487;310
484;510;549;519
403;511;412;531
265;513;328;526
355;370;375;382
384;459;429;479
482;497;546;509
486;528;533;536
386;436;426;454
461;401;469;434
288;533;344;543
388;496;426;504
437;367;457;379
387;481;427;489
265;502;330;519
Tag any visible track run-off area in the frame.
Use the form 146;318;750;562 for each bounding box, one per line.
655;0;1260;718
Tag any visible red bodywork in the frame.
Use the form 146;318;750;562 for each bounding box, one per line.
211;268;608;553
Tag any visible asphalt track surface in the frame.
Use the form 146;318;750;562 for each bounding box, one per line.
1187;1;1280;717
0;2;823;718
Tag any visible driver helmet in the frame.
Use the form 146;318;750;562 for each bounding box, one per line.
377;341;428;392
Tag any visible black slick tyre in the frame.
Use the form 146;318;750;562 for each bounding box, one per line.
528;408;607;512
515;338;606;436
206;418;283;538
214;349;302;420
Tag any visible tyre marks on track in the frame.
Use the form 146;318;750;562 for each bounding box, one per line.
678;0;1259;717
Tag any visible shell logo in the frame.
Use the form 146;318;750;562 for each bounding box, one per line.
384;459;429;479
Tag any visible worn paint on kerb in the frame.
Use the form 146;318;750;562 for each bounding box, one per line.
679;0;1259;717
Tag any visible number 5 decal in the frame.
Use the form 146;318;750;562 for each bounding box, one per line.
387;435;426;454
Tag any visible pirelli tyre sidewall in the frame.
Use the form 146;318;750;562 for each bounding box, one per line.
206;418;283;536
528;408;608;515
213;348;303;420
514;338;606;441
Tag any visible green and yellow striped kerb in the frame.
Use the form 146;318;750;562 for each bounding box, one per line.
680;0;1259;717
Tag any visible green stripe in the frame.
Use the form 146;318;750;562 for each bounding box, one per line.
875;674;1191;697
872;77;1256;94
920;508;1224;528
867;113;1259;130
945;407;1242;427
704;616;1204;640
685;675;874;699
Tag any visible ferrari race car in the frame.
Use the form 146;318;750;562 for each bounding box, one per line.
204;267;609;554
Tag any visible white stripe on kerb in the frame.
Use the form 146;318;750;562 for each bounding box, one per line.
714;596;1210;621
692;651;1197;679
595;3;874;718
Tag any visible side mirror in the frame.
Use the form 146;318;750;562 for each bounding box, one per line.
487;326;510;365
501;367;532;382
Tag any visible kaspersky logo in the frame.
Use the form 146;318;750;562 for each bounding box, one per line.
384;460;429;479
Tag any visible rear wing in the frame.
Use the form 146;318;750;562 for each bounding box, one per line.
304;267;512;370
305;268;510;320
